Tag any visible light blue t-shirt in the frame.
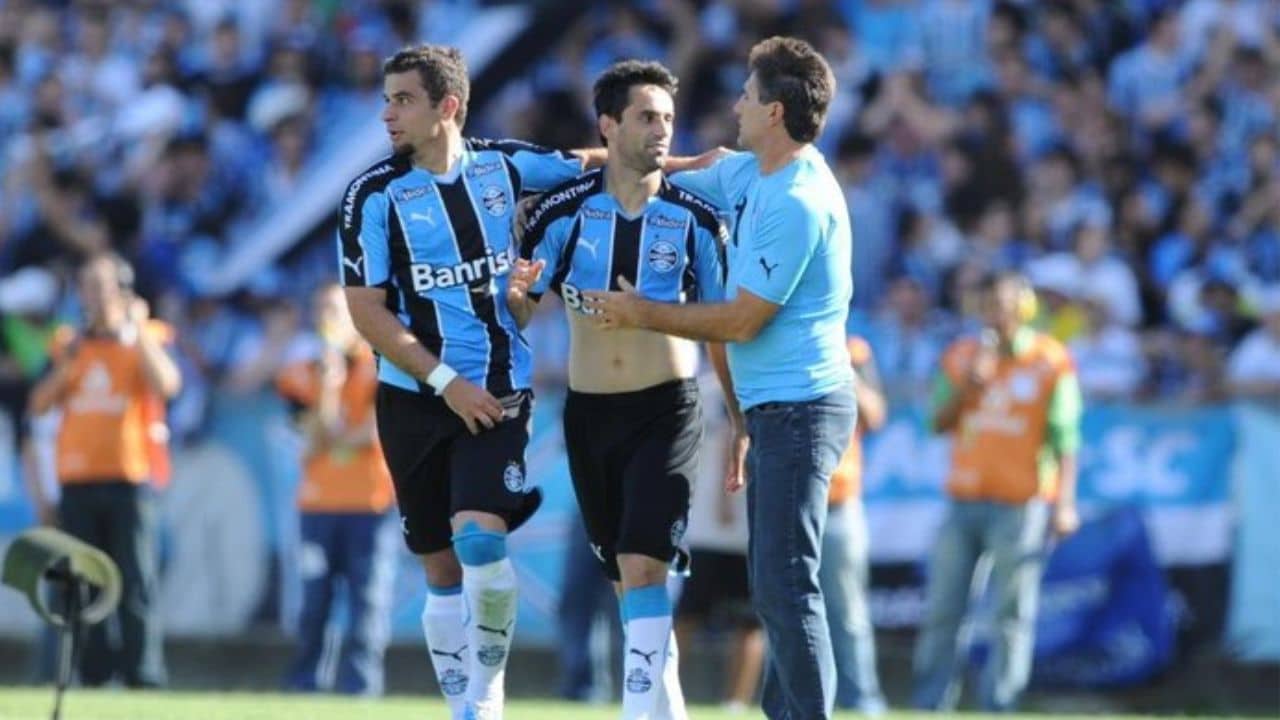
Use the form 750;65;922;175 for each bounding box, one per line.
673;148;854;410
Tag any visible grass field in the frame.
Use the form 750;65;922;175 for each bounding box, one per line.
0;689;1260;720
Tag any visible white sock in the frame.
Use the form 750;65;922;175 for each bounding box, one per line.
622;585;674;720
462;558;517;717
654;630;687;720
422;589;469;720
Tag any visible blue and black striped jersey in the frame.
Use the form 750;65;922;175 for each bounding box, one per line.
518;170;727;313
337;138;582;395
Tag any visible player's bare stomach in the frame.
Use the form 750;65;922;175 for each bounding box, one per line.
566;311;698;394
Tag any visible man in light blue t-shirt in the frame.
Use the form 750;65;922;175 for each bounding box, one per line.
587;36;855;720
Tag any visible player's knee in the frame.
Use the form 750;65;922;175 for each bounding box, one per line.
616;553;668;589
452;520;507;567
420;548;463;587
750;580;795;621
451;510;508;534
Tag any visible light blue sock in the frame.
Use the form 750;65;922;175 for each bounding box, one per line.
621;584;673;719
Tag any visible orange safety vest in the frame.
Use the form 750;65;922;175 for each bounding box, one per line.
276;344;395;514
940;332;1074;504
52;322;173;485
829;336;872;505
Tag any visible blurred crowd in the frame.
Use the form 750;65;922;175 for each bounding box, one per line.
0;0;477;442
2;0;1280;450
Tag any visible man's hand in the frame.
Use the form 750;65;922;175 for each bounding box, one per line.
319;348;346;390
440;376;505;435
724;422;749;494
666;146;732;173
584;276;644;330
127;296;151;325
967;340;998;390
1052;500;1081;538
507;258;545;305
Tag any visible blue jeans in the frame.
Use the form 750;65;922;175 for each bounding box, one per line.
820;500;885;714
911;499;1050;712
745;386;856;720
286;512;398;695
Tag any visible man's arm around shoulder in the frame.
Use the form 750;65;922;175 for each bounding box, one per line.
586;278;779;343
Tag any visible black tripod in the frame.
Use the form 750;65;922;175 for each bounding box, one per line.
0;527;122;720
46;565;84;720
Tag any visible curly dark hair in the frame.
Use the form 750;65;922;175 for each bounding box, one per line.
383;44;470;126
748;36;835;143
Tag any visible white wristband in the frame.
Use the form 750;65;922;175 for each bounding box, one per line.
426;363;458;393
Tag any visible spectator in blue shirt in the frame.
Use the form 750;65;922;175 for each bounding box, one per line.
1107;9;1190;137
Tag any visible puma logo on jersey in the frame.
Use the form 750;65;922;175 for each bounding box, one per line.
759;257;779;279
478;620;514;638
629;648;658;666
410;210;437;226
431;645;467;662
342;256;363;277
577;237;601;259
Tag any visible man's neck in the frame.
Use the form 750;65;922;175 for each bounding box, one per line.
996;325;1029;355
413;130;463;175
86;319;123;338
754;132;808;175
604;161;661;215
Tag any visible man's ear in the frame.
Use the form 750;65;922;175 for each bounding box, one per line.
768;101;785;129
439;94;462;123
598;113;617;145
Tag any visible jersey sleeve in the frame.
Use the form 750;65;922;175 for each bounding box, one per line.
1045;360;1084;457
472;137;582;193
928;340;971;432
521;216;572;300
275;362;319;409
670;154;730;207
336;187;391;287
690;223;726;303
47;325;79;363
735;192;821;305
669;151;754;209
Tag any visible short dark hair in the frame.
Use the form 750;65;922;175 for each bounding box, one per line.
383;44;470;126
978;269;1030;297
592;60;678;143
748;36;835;143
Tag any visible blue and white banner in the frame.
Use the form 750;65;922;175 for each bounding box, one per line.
1031;507;1176;687
860;403;1236;566
1226;404;1280;662
0;391;1268;662
966;506;1177;688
